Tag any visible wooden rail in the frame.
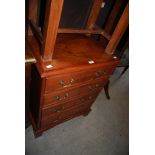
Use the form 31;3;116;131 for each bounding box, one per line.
29;20;43;45
58;25;111;41
105;2;129;54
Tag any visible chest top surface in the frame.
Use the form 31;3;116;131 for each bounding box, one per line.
27;34;120;77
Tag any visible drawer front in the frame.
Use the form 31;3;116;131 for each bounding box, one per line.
41;103;90;127
43;77;107;107
42;92;98;118
45;66;115;93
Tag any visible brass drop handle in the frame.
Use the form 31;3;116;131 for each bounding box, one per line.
70;78;75;83
51;108;57;112
95;70;106;77
59;78;75;88
59;80;65;86
64;93;69;99
99;70;106;75
65;93;69;98
55;96;61;101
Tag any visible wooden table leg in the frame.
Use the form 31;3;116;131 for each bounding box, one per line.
120;65;129;76
104;80;110;100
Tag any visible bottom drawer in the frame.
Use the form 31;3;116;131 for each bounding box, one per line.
41;103;90;128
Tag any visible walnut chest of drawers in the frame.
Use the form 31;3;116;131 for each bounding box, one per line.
28;35;120;137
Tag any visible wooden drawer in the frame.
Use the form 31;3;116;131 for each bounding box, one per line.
41;103;90;127
42;92;98;118
43;77;107;107
45;66;115;93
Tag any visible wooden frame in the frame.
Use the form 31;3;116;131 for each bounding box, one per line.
104;0;128;35
28;0;129;61
27;0;39;35
105;3;129;54
86;0;103;29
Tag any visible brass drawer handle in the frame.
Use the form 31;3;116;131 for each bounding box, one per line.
64;93;69;98
63;84;72;88
95;70;106;77
55;96;62;101
55;93;69;101
59;79;75;88
59;80;65;86
63;93;69;99
99;70;106;75
51;108;61;113
51;108;57;112
70;78;75;83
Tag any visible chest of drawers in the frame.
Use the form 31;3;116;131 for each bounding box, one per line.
27;0;128;137
29;52;119;137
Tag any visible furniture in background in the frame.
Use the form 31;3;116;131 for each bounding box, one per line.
117;32;129;76
26;0;129;137
117;47;129;76
25;46;36;128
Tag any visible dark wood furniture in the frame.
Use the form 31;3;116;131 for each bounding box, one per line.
26;0;129;137
116;27;129;76
25;47;36;128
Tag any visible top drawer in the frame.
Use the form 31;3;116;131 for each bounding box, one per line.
45;65;115;93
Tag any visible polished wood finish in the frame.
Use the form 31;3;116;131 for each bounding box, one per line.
42;0;64;61
27;34;119;75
